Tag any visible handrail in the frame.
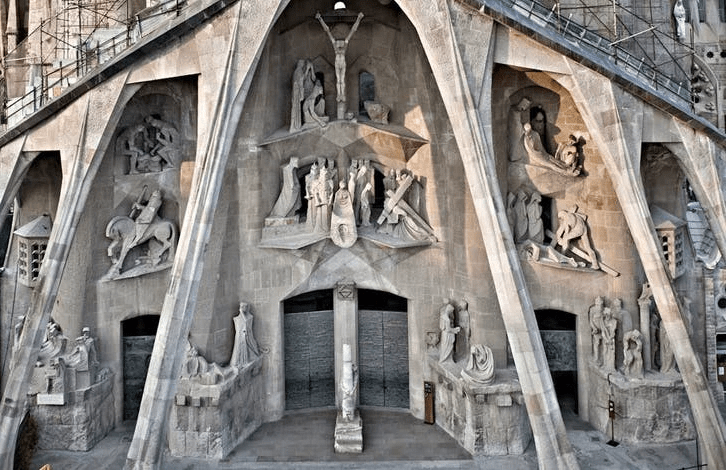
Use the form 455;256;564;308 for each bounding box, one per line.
2;0;187;127
501;0;692;106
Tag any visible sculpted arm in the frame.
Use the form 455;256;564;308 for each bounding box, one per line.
316;12;336;44
345;12;364;43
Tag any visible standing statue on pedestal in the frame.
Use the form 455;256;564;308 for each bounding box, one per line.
290;59;315;132
601;306;617;371
623;329;644;378
230;302;260;369
438;300;460;363
268;157;301;220
589;296;604;365
316;11;364;119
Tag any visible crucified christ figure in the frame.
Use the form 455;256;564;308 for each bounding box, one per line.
316;11;364;118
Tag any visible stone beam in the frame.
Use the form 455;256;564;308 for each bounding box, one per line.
396;1;577;468
123;1;290;468
558;59;726;469
0;72;131;468
666;125;726;266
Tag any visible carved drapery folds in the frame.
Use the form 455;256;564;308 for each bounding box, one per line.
104;186;177;280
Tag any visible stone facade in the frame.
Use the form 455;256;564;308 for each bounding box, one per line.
0;0;725;469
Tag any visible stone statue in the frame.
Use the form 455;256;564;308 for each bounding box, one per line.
506;192;517;231
514;190;528;242
38;319;68;365
290;59;316;132
554;207;599;269
674;0;686;40
331;181;358;248
230;302;260;369
364;101;390;124
105;187;176;278
461;344;495;385
510;97;581;176
438;301;460;363
526;191;544;244
612;298;632;333
181;340;224;385
268;157;302;219
623;329;644;378
66;327;99;373
144;115;179;168
377;170;436;242
305;162;319;228
340;343;358;421
455;299;470;363
316;11;364;119
302;80;329;128
312;161;335;232
589;296;604;365
359;182;373;227
601;306;617;371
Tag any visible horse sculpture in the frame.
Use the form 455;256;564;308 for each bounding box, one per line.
105;215;176;278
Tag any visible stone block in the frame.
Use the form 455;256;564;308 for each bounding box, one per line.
334;412;363;453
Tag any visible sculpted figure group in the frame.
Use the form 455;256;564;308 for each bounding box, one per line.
29;319;102;397
588;296;644;378
509;97;583;177
119;115;179;174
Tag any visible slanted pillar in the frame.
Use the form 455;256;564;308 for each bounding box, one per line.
396;1;577;468
0;77;131;468
558;60;726;469
123;1;289;468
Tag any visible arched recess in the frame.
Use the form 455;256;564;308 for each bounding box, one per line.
535;309;578;415
121;314;160;421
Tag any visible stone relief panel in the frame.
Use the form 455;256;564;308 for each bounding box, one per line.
511;189;619;277
260;154;435;250
116;115;180;175
104;186;177;280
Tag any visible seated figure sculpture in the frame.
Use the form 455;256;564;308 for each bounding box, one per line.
510;97;582;176
460;344;495;385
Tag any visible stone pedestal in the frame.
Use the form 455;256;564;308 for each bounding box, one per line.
31;370;115;451
427;354;531;455
334;411;363;453
168;357;263;459
588;361;695;443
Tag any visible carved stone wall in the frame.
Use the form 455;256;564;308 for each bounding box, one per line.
427;354;531;455
587;363;695;443
169;357;263;459
30;372;115;451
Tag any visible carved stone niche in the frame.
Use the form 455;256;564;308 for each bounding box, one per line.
651;205;686;279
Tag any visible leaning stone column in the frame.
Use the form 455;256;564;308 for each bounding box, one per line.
0;80;131;468
558;60;726;468
123;2;290;468
396;1;577;468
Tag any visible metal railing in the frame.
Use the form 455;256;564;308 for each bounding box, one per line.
2;0;187;128
501;0;692;107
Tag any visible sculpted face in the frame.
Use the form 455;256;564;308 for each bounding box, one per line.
531;112;546;135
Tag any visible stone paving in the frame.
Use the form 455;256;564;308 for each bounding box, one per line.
29;404;715;470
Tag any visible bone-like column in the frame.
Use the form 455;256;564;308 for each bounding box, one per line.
558;60;726;469
123;1;290;468
396;1;578;468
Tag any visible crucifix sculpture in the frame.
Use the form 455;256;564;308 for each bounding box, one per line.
315;11;364;119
